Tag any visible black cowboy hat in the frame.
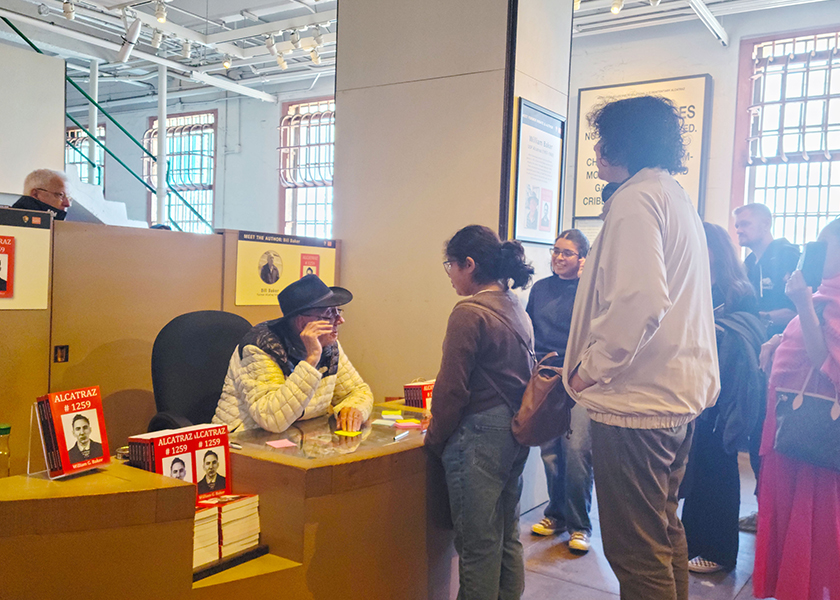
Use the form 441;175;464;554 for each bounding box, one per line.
277;274;352;319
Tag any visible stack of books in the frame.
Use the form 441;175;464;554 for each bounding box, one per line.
198;494;261;558
128;424;231;502
193;505;220;568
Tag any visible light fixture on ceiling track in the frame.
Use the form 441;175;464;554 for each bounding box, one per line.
276;53;288;70
222;55;232;69
687;0;729;46
313;26;323;46
155;0;167;24
611;0;624;14
116;18;142;63
181;40;191;59
266;35;278;56
650;0;661;5
290;29;301;49
309;48;321;65
574;0;580;11
62;1;75;20
150;29;163;49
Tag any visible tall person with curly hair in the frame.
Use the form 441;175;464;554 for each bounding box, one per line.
426;225;535;600
564;96;720;600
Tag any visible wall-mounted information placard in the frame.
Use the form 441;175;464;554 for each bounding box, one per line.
574;74;712;219
235;231;337;306
0;207;51;310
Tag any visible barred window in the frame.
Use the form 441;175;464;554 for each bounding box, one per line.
143;112;215;234
66;126;105;186
745;30;840;244
280;99;335;239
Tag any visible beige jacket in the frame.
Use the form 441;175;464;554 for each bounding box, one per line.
563;168;720;429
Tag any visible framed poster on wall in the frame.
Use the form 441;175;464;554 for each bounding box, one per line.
573;74;713;223
513;99;567;245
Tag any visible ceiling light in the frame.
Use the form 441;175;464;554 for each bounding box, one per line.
574;0;581;10
688;0;729;46
266;35;278;56
155;1;166;24
150;29;163;49
62;1;75;20
290;30;301;49
611;0;624;14
313;27;323;46
650;0;661;5
181;40;191;59
222;55;232;69
309;48;321;65
276;54;287;70
116;18;142;63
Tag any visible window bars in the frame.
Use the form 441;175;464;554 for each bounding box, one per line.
143;113;215;234
746;30;840;244
66;126;105;186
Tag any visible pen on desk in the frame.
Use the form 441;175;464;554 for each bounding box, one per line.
393;431;410;441
229;442;242;450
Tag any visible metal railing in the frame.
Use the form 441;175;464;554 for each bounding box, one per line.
1;16;212;232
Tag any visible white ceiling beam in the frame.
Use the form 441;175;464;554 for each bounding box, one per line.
205;10;336;44
123;10;246;58
189;71;277;102
687;0;729;46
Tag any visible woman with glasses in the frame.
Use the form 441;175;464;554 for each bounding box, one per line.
526;230;595;555
214;274;373;434
426;225;535;600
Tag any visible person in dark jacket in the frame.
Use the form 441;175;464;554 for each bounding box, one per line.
682;222;764;574
426;225;534;600
11;169;71;221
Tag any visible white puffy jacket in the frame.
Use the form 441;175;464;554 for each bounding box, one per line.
213;340;373;433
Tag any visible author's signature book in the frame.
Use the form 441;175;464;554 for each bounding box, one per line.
36;386;110;478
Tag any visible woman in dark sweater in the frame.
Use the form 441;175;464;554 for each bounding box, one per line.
526;230;595;555
425;225;535;600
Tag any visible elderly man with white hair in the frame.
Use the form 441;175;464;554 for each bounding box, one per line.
12;169;71;220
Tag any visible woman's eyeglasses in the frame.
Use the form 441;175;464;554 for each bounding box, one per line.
443;260;453;273
550;248;579;259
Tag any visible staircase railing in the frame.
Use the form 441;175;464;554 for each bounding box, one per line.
1;16;212;232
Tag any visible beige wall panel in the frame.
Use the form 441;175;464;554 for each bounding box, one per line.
514;0;574;100
0;43;65;195
335;0;510;92
50;223;223;443
332;70;507;398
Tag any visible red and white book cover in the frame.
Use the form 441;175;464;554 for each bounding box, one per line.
151;424;231;502
299;253;320;278
37;386;110;479
0;235;14;299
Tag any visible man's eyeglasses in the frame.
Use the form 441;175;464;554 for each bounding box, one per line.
550;248;579;259
35;188;72;203
301;307;344;321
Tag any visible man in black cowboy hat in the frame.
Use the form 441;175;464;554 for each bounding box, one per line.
213;274;373;433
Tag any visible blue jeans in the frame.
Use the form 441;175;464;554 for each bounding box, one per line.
539;402;593;533
442;403;530;600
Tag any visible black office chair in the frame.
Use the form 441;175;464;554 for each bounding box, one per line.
148;310;252;432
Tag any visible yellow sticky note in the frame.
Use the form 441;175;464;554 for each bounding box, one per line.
396;419;421;424
335;430;362;437
382;410;402;416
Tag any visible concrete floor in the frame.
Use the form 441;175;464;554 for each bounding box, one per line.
520;452;761;600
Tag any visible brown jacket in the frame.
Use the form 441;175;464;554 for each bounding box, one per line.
425;290;534;456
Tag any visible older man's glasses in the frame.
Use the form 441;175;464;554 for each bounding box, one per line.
35;188;72;203
550;248;579;259
301;307;344;321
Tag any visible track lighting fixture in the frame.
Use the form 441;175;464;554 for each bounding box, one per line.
574;0;581;10
313;26;323;46
181;40;191;59
290;30;301;49
266;35;278;56
649;0;661;5
222;55;232;69
62;1;75;20
155;0;167;24
276;54;288;70
611;0;624;13
309;48;321;65
116;18;142;63
150;29;163;49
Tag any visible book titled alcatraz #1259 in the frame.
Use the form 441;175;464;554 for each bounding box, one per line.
36;386;110;479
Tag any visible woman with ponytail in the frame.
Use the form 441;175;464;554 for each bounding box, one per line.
425;224;535;600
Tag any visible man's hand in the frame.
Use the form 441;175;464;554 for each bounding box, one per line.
300;320;335;366
337;407;364;432
569;371;594;394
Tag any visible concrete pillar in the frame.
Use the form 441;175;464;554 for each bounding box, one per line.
156;64;167;225
87;59;99;181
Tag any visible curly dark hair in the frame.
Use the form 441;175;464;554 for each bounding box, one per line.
588;96;687;176
445;225;534;289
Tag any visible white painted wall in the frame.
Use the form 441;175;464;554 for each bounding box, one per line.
564;2;840;232
0;43;65;195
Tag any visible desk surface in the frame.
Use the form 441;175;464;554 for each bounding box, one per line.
229;405;430;469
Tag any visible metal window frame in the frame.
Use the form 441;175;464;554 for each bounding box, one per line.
65;124;106;186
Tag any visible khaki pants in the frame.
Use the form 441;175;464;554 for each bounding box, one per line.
591;420;694;600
